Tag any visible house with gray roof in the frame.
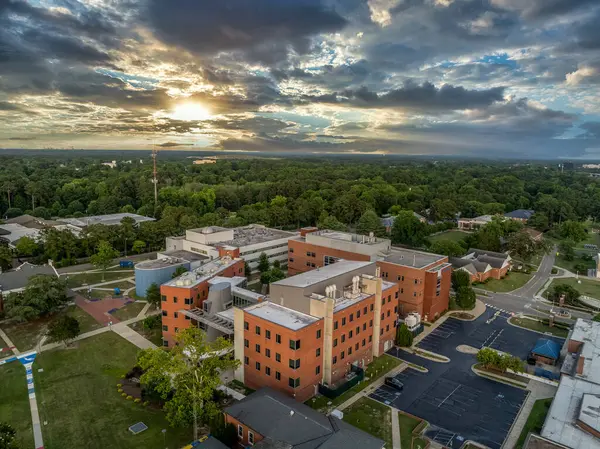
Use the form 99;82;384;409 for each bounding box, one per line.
224;388;385;449
450;248;511;283
0;262;59;312
505;209;534;222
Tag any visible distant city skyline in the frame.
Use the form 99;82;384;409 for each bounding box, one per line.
0;0;599;158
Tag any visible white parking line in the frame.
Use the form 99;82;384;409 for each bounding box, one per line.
438;385;461;408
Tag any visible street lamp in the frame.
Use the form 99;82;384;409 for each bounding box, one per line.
162;428;166;448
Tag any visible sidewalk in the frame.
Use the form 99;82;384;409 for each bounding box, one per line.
391;407;401;449
0;328;20;355
112;322;157;349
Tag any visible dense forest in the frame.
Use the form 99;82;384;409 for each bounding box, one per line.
0;155;597;266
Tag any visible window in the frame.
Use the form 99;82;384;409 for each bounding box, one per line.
333;356;338;364
311;252;316;257
276;334;281;344
349;330;353;338
387;310;391;317
413;292;417;297
356;326;360;334
175;327;179;333
342;317;346;325
386;324;390;332
290;258;294;263
276;371;281;380
244;321;249;330
334;321;338;330
397;275;401;280
163;340;168;347
333;338;338;347
174;312;178;318
381;313;385;320
289;359;300;369
244;356;249;365
388;296;391;303
290;247;294;253
255;326;261;335
276;353;281;362
341;351;345;360
161;295;167;302
316;348;321;357
162;325;168;331
401;288;404;294
370;304;374;312
162;310;167;317
184;298;191;305
382;298;385;305
348;347;352;355
249;432;255;446
362;338;366;347
255;344;260;353
289;377;300;388
266;348;271;358
363;306;367;314
369;335;372;342
238;425;243;439
306;251;311;257
341;334;346;343
324;255;338;266
363;323;367;331
306;261;311;267
289;339;301;350
401;275;405;281
266;367;271;376
394;306;397;313
266;330;271;339
316;365;321;375
415;279;418;284
395;292;398;299
317;329;322;339
349;313;354;322
244;339;249;348
369;319;373;327
357;310;361;318
255;361;261;371
355;342;359;350
173;297;178;304
185;315;190;321
380;329;384;335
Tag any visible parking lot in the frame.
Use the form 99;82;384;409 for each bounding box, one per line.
369;308;563;449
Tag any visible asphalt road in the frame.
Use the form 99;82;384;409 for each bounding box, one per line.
370;311;563;449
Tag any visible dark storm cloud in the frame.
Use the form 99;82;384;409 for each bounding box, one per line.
494;0;598;20
146;0;348;63
303;82;505;111
158;142;194;147
581;123;600;138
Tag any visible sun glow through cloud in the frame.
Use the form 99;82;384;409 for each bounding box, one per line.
169;103;212;121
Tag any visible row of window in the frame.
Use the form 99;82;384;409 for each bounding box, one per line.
162;310;180;318
243;357;305;386
306;251;316;257
161;295;197;305
244;323;322;346
333;337;371;364
241;242;288;257
380;272;422;284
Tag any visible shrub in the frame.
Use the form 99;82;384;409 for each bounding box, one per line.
121;392;127;397
118;388;123;393
117;383;122;387
143;401;149;407
126;395;133;400
134;398;141;403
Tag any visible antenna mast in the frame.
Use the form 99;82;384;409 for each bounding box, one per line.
152;146;158;211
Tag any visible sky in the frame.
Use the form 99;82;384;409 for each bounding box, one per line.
0;0;599;158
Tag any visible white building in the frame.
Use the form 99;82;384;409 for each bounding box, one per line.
165;225;297;273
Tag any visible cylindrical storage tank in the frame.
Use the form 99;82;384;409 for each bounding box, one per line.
134;259;191;297
405;314;417;329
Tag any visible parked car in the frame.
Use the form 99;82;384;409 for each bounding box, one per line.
385;377;404;391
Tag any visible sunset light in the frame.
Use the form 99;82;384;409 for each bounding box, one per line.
169;103;211;121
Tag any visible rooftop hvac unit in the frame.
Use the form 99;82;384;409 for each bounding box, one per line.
176;280;184;287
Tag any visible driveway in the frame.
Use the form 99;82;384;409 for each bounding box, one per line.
369;309;564;449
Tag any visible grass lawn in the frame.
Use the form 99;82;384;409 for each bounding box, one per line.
428;230;470;243
0;363;34;448
63;271;134;288
111;302;146;321
515;398;553;449
128;321;163;346
476;272;532;293
1;305;102;351
413;437;428;449
549;277;600;300
397;412;422;449
343;397;392;448
35;333;193;449
97;280;136;290
508;316;569;337
307;355;401;412
553;253;595;274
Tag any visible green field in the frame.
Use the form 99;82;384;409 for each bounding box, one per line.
428;230;470;243
128;321;163;346
63;271;134;288
307;355;401;411
343;397;392;448
516;398;553;449
476;272;532;293
549;277;600;300
0;363;34;449
111;302;146;321
508;316;569;338
398;412;422;449
1;305;102;351
35;333;193;449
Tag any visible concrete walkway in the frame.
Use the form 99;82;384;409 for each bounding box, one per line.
0;328;20;355
18;353;44;449
112;322;157;349
391;406;401;449
502;380;557;449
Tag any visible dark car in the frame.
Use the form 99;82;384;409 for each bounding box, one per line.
385;377;404;391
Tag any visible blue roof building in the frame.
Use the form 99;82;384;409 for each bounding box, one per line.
531;338;561;362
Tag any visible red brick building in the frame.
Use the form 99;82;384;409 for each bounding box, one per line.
450;249;511;284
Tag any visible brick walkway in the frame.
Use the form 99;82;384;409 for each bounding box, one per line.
73;293;134;326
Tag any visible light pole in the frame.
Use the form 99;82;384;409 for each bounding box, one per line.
162;428;166;448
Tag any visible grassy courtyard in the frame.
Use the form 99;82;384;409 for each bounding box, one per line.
307;355;401;412
34;332;193;449
0;363;34;449
128;321;163;346
63;271;134;288
397;412;423;449
343;397;392;448
111;302;146;321
1;305;102;351
549;277;600;300
516;398;553;449
508;316;569;338
476;272;532;293
428;230;470;243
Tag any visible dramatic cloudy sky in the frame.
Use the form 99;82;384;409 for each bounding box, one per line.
1;0;600;158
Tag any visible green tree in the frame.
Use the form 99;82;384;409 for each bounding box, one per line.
455;286;476;310
558;240;575;261
429;240;465;257
451;270;471;291
528;212;549;231
15;236;39;257
90;241;119;281
257;252;270;273
549;283;580;305
559;220;587;243
476;348;500;369
132;240;146;254
0;422;18;449
4;275;68;321
318;213;347;231
32;206;51;220
119;216;137;256
244;260;251;280
171;266;189;278
146;283;161;308
137;327;239;438
395;324;413;347
0;245;12;271
356;210;385;236
509;356;524;373
391;210;427;246
47;315;80;346
507;230;538;262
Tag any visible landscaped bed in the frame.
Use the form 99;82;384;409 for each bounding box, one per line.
548;277;600;300
0;363;34;449
476;272;532;293
508;316;570;338
515;398;553;449
1;305;102;351
34;332;193;449
397;412;423;449
307;355;401;412
343;397;393;448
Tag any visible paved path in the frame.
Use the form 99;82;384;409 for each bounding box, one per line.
138;302;152;318
112;322;157;349
502;380;557;449
391;406;401;449
73;293;134;325
17;353;44;449
71;276;135;291
0;328;20;355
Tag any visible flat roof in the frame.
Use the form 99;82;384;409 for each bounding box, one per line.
159;249;209;262
188;226;230;234
382;247;445;269
579;394;600;435
0;223;41;245
162;256;240;288
333;280;397;312
272;260;374;288
208;276;247;287
311;229;389;245
244;301;320;330
220;225;296;248
57;213;154;227
571;319;600;385
541;376;600;449
136;257;188;269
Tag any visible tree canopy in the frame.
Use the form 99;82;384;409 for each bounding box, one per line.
4;275;68;321
47;315;80;346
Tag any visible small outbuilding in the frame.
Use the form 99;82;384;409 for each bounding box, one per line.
529;338;561;365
